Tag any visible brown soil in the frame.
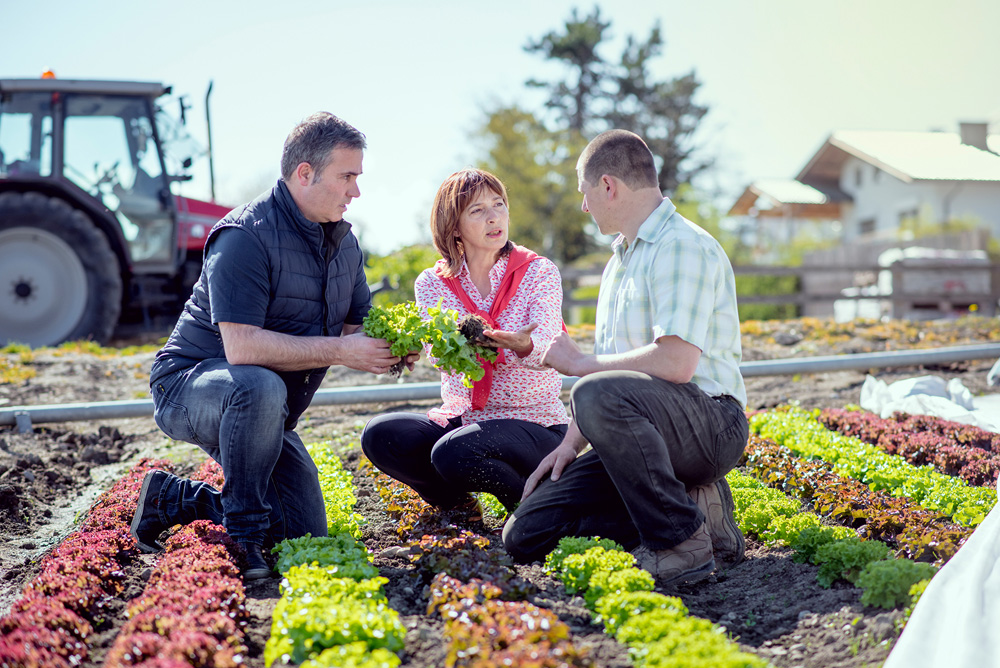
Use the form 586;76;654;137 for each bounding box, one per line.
1;317;997;667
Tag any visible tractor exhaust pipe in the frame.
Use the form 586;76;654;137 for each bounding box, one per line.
205;80;216;203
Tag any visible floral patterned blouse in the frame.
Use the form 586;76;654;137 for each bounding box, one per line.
414;254;570;428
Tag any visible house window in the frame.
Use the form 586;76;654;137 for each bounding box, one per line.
898;208;918;225
856;167;863;187
859;218;876;235
873;168;881;183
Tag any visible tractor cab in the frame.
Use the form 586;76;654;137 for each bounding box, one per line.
0;74;228;347
0;75;203;272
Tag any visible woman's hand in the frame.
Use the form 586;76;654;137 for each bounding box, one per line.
481;323;538;357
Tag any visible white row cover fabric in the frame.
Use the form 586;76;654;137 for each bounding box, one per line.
884;491;1000;668
880;366;1000;668
860;374;1000;433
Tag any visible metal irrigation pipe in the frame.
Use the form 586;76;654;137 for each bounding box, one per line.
2;343;998;431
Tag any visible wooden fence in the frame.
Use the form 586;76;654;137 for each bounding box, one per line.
560;262;1000;323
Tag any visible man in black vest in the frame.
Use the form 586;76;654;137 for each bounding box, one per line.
131;112;413;579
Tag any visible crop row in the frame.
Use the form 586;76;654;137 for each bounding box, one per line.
736;314;1000;349
544;537;769;667
360;449;812;667
361;457;591;666
263;442;403;667
0;457;173;667
749;407;995;526
0;454;252;668
742;433;973;562
103;520;248;666
818;408;1000;487
727;469;936;611
361;417;940;666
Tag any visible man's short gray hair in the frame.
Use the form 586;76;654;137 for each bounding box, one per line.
578;129;658;190
281;112;366;182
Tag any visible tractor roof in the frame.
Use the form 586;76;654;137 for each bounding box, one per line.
0;78;169;98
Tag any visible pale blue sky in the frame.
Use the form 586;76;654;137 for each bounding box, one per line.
3;0;999;254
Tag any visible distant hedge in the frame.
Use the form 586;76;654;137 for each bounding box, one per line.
736;274;799;321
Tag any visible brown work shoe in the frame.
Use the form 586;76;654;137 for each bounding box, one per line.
632;523;715;586
689;477;745;567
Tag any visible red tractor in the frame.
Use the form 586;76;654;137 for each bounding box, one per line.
0;73;231;347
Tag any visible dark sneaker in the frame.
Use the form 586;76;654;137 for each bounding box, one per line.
239;542;274;581
689;477;745;567
451;495;484;523
130;469;171;553
632;522;715;586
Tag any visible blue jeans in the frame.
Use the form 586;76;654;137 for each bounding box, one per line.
150;359;328;545
502;371;748;563
361;412;567;511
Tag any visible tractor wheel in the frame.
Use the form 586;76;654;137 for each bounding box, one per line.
0;192;123;347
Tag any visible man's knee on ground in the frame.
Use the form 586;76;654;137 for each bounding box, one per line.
501;512;531;563
501;511;550;564
569;373;618;436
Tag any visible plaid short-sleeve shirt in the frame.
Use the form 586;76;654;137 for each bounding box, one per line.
594;198;746;407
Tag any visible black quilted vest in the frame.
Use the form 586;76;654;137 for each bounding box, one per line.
151;180;369;423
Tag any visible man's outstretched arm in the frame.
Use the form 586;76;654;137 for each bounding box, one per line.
542;332;700;384
220;321;404;374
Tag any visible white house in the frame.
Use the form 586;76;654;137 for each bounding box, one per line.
727;178;844;260
729;123;1000;319
729;123;1000;247
797;123;1000;241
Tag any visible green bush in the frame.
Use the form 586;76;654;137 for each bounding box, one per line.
594;591;688;637
760;512;822;546
365;244;441;307
725;470;765;490
265;574;404;665
626;615;769;667
788;525;856;564
560;546;636;594
583;567;655;610
612;606;693;644
735;273;799;321
301;641;400;668
730;486;800;537
272;535;377;578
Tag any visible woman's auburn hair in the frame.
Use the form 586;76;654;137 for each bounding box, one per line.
430;168;512;277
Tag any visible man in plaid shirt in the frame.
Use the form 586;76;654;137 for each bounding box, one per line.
502;130;749;585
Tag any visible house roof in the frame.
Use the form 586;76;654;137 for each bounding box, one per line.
797;130;1000;184
728;179;844;218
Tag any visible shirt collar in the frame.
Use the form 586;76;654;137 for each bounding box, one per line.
611;197;677;258
458;252;509;280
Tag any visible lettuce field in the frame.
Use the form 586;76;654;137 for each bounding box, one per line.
1;316;998;667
